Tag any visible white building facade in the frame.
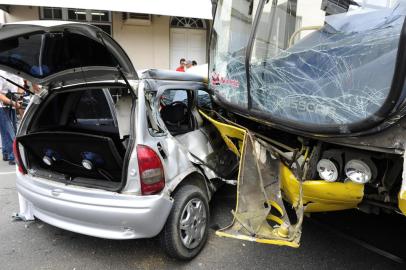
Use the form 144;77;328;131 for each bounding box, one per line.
0;1;212;70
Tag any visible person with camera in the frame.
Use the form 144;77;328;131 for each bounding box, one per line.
0;70;23;165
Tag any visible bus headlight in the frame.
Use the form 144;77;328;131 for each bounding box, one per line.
317;159;338;182
344;160;372;184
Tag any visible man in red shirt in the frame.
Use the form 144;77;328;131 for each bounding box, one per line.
176;58;186;72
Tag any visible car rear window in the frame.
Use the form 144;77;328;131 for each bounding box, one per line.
32;88;116;131
75;90;113;122
0;32;117;78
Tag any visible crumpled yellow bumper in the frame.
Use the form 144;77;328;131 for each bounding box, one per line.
280;165;365;213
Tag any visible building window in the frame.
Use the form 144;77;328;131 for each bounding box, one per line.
40;7;112;35
123;13;151;20
67;8;87;21
41;7;63;20
91;10;110;22
170;17;206;29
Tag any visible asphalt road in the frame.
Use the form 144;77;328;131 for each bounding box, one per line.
0;161;404;270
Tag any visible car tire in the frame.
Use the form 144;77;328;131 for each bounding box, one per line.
160;184;209;260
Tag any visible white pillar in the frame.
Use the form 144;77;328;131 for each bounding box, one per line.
0;10;5;24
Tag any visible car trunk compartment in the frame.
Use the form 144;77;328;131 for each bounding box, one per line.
19;87;133;191
20;131;123;182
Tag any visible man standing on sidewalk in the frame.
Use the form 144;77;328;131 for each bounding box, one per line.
0;70;23;165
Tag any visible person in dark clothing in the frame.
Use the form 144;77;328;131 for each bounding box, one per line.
0;71;23;165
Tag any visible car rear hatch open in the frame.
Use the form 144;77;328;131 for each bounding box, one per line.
0;21;137;87
0;22;137;191
15;86;135;191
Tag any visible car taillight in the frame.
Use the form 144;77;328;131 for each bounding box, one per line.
13;139;26;174
137;145;165;195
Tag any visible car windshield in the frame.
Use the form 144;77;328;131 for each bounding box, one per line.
210;0;406;133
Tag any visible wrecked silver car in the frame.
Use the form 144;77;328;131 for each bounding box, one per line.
208;0;406;246
0;21;239;260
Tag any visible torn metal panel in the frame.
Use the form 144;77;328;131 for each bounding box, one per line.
217;131;303;247
175;126;239;180
176;129;215;162
198;110;245;157
174;128;219;181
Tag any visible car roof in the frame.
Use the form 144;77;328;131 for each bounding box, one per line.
141;69;206;83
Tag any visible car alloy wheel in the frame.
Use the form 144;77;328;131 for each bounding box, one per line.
179;198;207;249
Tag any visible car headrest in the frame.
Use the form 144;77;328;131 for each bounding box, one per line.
161;103;187;124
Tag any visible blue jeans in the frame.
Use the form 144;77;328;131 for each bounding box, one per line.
0;107;16;161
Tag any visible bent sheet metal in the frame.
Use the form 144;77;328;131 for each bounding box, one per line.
214;126;304;247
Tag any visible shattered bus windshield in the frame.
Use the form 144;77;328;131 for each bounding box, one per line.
210;0;406;134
